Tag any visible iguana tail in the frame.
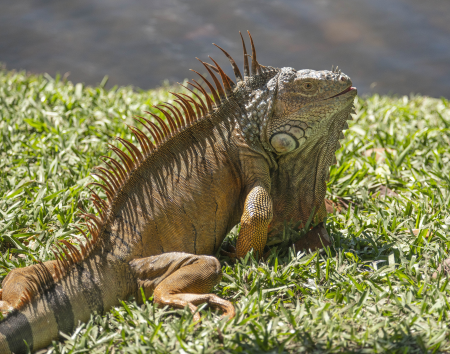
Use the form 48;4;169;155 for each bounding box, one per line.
0;258;129;354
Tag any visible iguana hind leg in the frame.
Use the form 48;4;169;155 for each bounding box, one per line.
0;260;59;314
130;252;235;321
0;289;13;314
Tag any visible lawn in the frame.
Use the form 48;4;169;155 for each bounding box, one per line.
1;67;450;353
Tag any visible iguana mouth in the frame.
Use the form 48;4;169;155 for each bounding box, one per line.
329;86;356;98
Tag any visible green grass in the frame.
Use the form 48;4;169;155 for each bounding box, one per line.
1;67;450;353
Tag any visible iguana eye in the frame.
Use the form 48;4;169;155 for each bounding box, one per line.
302;82;314;91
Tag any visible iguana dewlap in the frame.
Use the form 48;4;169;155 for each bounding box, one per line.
0;32;356;354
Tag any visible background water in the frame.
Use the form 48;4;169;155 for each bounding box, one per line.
1;0;449;97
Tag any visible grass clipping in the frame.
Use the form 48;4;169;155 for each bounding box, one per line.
1;68;450;353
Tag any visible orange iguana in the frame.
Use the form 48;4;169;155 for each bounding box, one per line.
0;32;357;353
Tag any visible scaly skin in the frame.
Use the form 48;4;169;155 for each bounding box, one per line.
0;33;356;353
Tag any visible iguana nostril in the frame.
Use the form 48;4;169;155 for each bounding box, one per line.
340;76;347;82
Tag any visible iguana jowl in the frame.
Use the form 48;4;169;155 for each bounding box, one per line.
0;32;357;353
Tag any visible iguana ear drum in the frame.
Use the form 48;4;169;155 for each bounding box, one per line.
270;133;299;153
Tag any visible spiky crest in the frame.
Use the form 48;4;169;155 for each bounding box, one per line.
20;32;279;306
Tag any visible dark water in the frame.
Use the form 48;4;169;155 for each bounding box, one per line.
1;0;450;97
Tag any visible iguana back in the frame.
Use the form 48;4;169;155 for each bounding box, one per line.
105;98;244;260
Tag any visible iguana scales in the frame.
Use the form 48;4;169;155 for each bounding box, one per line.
0;32;357;353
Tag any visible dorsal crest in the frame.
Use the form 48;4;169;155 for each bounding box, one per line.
44;31;279;282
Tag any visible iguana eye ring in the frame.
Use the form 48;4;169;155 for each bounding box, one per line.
302;81;314;91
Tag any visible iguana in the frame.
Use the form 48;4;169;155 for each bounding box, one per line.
0;32;357;354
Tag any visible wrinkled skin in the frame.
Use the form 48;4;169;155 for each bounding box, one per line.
255;68;357;235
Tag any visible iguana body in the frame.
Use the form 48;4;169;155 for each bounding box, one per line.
0;32;356;353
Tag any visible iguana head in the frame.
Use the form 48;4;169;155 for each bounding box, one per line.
187;32;356;161
264;67;357;154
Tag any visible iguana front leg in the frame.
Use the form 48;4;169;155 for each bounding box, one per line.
236;184;273;259
130;253;235;321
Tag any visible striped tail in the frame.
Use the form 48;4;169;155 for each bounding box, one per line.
0;259;130;354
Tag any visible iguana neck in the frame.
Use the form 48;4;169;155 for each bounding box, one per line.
235;69;280;169
269;104;353;232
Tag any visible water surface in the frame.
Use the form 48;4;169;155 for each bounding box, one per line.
1;0;449;97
